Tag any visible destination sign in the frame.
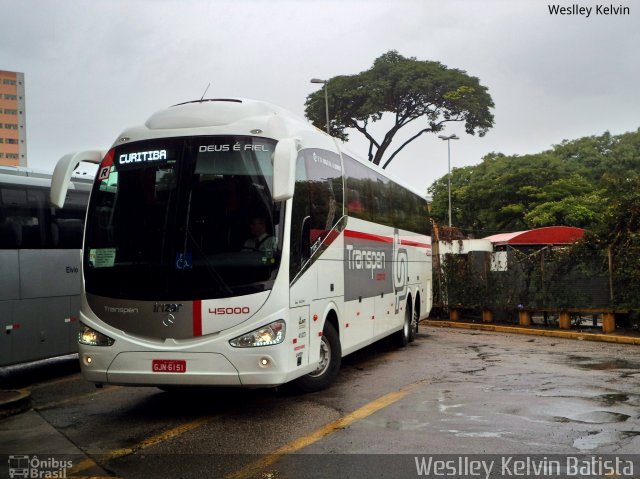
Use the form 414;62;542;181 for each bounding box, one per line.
117;149;168;166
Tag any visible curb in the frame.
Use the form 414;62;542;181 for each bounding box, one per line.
423;320;640;345
0;389;31;418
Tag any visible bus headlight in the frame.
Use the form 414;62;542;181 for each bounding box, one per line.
78;323;115;346
229;320;285;348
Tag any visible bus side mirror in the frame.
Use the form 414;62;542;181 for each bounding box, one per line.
50;151;103;208
272;138;297;201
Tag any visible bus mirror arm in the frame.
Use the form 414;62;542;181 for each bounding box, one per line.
272;138;297;201
50;151;103;208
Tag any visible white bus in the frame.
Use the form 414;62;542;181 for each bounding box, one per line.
0;166;91;366
50;99;432;391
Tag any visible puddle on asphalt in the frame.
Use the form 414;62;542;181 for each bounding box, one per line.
595;393;630;406
553;411;630;424
573;430;640;450
535;390;632;406
565;355;640;371
363;417;432;431
443;429;507;439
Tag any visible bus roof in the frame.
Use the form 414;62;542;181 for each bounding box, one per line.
120;98;318;141
114;98;426;200
0;166;93;189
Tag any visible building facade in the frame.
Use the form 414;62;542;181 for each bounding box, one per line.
0;70;27;167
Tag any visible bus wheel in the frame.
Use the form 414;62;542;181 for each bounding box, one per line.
395;306;412;347
294;322;341;392
409;305;419;343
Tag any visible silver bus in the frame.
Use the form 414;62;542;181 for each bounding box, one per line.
0;166;91;366
49;99;432;392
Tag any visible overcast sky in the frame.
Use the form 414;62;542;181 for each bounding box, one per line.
2;0;639;192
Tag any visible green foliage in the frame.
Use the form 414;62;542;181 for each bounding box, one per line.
433;128;640;313
437;246;612;311
583;174;640;309
304;50;495;168
439;253;486;307
525;192;604;228
429;129;640;236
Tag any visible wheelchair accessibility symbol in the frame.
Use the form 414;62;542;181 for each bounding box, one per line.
175;252;193;270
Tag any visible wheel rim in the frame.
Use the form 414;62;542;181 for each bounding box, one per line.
404;312;411;339
309;335;331;377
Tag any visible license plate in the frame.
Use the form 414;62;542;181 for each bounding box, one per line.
152;359;186;373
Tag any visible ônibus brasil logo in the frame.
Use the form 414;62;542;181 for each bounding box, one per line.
8;455;72;478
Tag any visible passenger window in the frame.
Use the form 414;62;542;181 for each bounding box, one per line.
51;191;88;249
344;156;372;220
289;149;344;280
0;187;45;249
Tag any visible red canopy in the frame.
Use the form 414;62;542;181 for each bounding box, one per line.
483;226;585;246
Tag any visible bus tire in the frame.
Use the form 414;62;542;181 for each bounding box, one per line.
395;305;412;347
294;322;341;393
409;302;419;343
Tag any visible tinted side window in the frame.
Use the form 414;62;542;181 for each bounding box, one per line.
393;187;430;235
344;155;373;221
344;155;430;235
289;149;344;279
0;186;46;248
289;155;310;279
51;191;89;248
0;185;88;249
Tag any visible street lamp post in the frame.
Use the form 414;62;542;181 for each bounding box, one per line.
438;134;459;227
310;78;330;135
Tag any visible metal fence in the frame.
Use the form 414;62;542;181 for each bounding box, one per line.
435;243;640;315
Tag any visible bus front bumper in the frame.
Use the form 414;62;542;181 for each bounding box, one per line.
79;350;301;387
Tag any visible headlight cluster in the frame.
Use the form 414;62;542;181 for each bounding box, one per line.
78;323;115;346
229;320;285;348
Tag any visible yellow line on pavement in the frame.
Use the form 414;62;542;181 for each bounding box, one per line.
225;379;428;479
109;414;218;457
68;414;219;476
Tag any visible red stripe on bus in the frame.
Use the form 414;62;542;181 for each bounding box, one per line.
345;230;431;249
193;300;202;337
344;230;393;244
400;239;432;249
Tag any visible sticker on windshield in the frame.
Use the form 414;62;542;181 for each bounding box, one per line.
89;248;116;268
175;252;193;270
98;166;111;181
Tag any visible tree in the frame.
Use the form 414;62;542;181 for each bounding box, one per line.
428;128;640;236
429;151;571;234
304;51;495;168
580;174;640;310
524;175;604;228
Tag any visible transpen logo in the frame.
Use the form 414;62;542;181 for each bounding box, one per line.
393;230;408;314
345;244;386;279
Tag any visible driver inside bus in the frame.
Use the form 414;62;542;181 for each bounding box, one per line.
242;216;276;252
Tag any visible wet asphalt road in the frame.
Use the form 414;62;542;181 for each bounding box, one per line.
1;326;640;478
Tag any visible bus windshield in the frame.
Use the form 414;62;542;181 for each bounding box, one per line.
84;136;282;301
